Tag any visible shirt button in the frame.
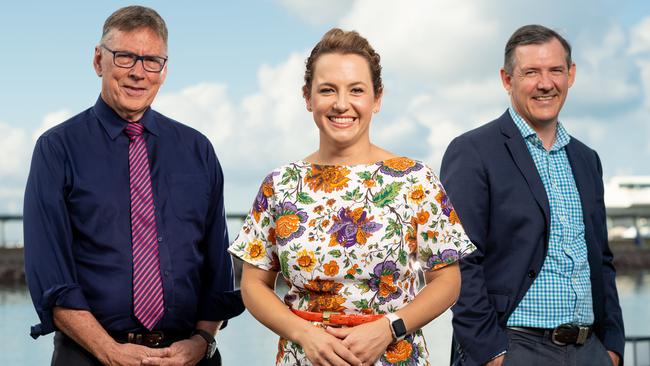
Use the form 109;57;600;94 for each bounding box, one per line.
527;270;536;278
164;270;170;277
158;237;163;242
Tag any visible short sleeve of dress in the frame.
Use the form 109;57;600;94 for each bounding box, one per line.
228;171;280;272
414;165;476;272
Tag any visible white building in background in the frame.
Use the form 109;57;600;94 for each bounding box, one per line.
605;176;650;241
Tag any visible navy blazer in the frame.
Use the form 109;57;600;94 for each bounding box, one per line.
440;110;625;365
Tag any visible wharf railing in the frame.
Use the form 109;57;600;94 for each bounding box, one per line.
627;336;650;366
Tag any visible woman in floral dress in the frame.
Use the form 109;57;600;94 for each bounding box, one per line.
229;28;475;366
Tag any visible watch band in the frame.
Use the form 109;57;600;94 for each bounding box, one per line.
385;313;407;342
191;329;217;359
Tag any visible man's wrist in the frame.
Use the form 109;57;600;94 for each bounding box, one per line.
191;329;217;359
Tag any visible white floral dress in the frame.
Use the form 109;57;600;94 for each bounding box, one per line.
229;157;475;366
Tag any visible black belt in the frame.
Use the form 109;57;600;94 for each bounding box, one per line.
508;324;593;346
109;330;192;348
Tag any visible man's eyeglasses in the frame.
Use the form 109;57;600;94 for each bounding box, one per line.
101;45;168;73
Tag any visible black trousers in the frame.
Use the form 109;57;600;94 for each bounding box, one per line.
51;331;222;366
502;328;612;366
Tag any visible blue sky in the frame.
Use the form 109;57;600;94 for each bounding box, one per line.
1;0;650;216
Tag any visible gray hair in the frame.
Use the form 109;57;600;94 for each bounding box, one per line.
101;5;168;46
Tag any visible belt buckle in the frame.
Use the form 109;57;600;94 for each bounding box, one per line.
322;311;336;327
576;326;589;345
551;324;572;346
145;331;164;347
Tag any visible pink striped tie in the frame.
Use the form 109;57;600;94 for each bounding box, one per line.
125;122;164;330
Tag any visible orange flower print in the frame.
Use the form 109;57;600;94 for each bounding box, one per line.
405;229;417;254
321;219;330;228
252;172;277;222
313;205;324;214
304;278;343;293
274;202;307;246
407;184;426;205
416;210;430;225
276;214;301;238
435;184;460;225
384;340;414;364
380;157;423;177
309;294;346;313
363;179;376;188
323;260;339;276
379;274;398;298
346;264;359;276
296;248;317;272
328;207;382;248
244;239;266;261
304;278;346;312
384;157;416;171
304;165;350;193
309;219;317;227
449;209;460;225
267;228;277;245
326;198;336;206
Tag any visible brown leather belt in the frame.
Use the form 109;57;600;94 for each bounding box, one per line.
291;309;384;327
508;324;593;346
109;330;191;348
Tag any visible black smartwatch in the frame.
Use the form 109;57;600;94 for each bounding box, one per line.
191;329;217;359
385;313;407;342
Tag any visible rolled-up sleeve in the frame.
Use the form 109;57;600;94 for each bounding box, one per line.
196;142;244;322
23;135;91;338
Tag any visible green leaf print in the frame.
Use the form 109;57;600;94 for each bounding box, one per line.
342;187;363;201
280;251;291;279
375;174;384;185
357;171;373;180
296;192;316;204
329;249;342;258
352;299;369;309
398;249;408;266
372;182;405;208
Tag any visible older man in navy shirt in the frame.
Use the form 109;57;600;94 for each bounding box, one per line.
23;6;242;366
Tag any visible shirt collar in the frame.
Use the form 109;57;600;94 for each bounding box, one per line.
508;106;570;151
93;96;159;140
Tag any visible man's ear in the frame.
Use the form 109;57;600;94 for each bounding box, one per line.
500;68;512;94
93;45;103;77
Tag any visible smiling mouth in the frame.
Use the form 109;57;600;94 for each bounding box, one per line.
123;85;147;96
533;95;556;101
328;116;356;128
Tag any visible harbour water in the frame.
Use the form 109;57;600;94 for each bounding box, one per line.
2;271;649;365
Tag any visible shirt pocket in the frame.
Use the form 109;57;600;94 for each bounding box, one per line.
166;173;210;222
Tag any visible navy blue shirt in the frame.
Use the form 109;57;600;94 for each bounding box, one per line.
24;97;242;338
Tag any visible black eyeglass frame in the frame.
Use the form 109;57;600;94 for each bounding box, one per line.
100;44;168;73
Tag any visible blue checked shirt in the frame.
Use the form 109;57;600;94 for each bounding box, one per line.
506;107;594;327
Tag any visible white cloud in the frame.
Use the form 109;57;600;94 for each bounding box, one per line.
0;122;28;178
570;26;641;111
32;109;73;141
628;16;650;55
340;0;501;83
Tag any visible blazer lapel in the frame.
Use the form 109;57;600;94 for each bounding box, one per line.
499;112;551;229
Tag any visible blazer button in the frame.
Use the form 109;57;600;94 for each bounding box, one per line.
527;270;536;278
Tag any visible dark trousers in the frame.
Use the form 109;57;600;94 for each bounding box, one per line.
51;331;222;366
503;328;612;366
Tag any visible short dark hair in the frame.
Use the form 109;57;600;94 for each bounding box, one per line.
504;24;572;75
101;6;168;46
303;28;383;98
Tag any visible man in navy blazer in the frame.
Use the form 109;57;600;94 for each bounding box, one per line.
441;25;625;366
